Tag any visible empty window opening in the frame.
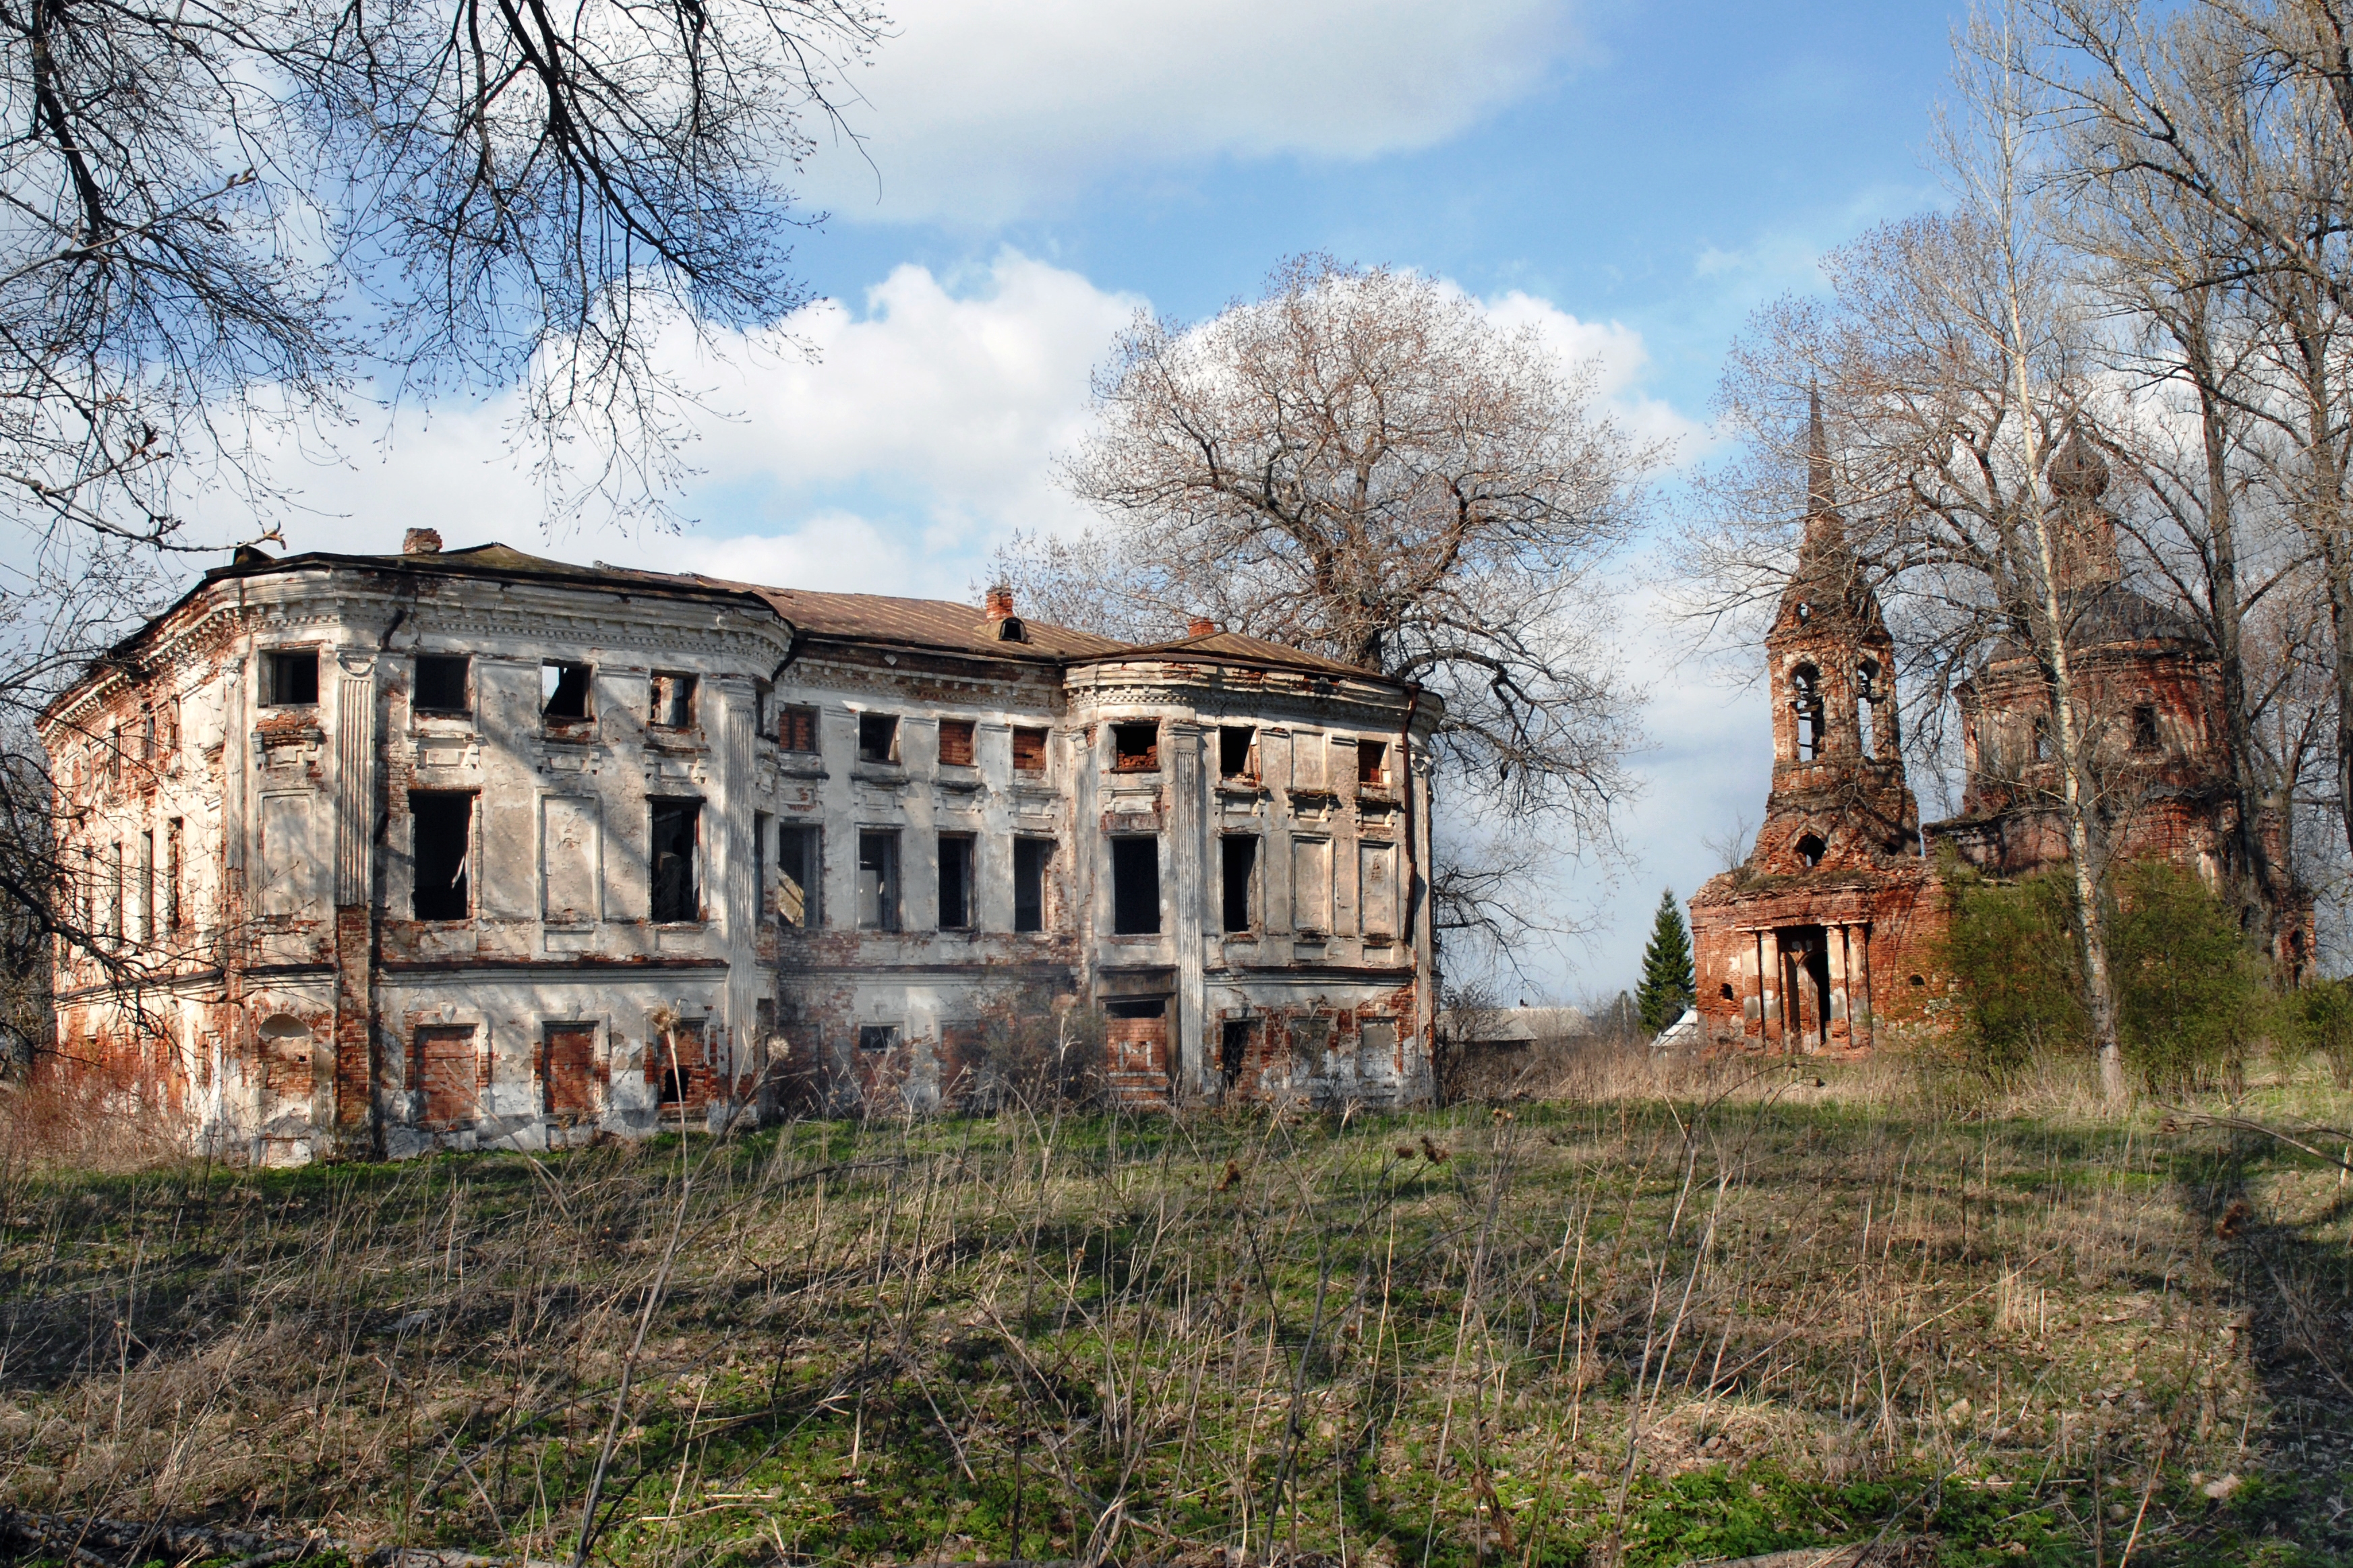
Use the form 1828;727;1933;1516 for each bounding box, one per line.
1013;726;1048;773
779;704;820;753
1795;833;1826;870
1720;983;1736;1001
2132;704;2160;753
858;831;901;930
858;1023;901;1053
779;824;821;928
138;708;156;762
1111;837;1160;934
1106;998;1166;1019
1221;835;1258;933
1220;1020;1255;1087
858;713;899;764
1789;664;1824;759
266;650;319;708
1358;741;1389;786
541;662;591;721
1014;838;1054;933
651;1020;704;1106
753;680;772;736
2033;717;2053;762
649;800;701;922
136;830;152;941
1220;725;1257;777
1112;722;1160;771
1909;973;1927;988
938;719;976;767
938;833;975;929
411;792;474;921
415;655;470;714
649;672;696;728
165;818;183;932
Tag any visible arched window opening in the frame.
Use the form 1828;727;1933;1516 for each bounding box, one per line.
1856;659;1882;754
2032;717;2053;763
1719;983;1736;1002
1790;664;1824;759
2132;704;2160;754
1795;834;1826;869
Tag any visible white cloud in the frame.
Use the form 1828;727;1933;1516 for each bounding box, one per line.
1479;289;1712;459
803;0;1586;225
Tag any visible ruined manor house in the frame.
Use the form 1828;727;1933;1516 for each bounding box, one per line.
43;533;1438;1162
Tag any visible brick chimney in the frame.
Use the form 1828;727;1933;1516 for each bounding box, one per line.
403;527;443;555
984;583;1014;620
1187;615;1218;636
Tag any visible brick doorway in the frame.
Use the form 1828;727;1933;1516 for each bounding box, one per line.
1105;999;1171;1106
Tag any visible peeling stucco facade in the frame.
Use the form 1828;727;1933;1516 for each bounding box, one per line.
42;539;1439;1163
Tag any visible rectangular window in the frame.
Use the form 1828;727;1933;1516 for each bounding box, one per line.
937;833;975;928
413;1026;480;1125
1014;839;1053;933
139;708;156;763
266;650;319;707
857;831;900;930
543;1023;599;1118
859;1023;901;1054
858;713;899;763
1292;837;1332;934
541;661;591;721
109;841;123;939
780;704;820;753
1112;722;1160;771
779;823;821;928
1359;1019;1400;1078
1220;725;1257;777
649;671;696;728
754;680;773;737
2133;704;2160;753
1012;726;1048;773
650;1019;704;1105
938;718;976;767
414;655;471;714
649;800;701;922
1221;835;1257;934
136;830;153;942
1111;836;1160;935
411;791;475;920
1358;740;1389;787
1220;1019;1255;1087
165;818;183;932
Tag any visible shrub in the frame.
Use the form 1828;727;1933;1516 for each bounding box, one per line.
2110;859;2265;1095
1939;865;2085;1087
2292;976;2353;1088
971;1004;1105;1111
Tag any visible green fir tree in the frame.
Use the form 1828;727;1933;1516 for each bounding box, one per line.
1636;888;1696;1034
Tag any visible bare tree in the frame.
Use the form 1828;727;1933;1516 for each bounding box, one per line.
996;255;1664;953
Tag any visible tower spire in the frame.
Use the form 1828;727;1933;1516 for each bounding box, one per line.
1806;383;1835;517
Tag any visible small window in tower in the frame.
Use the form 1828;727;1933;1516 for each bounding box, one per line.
1790;664;1824;759
1720;983;1736;1001
1796;834;1826;870
938;718;976;767
1221;835;1258;933
2132;704;2160;753
1220;725;1257;778
649;672;696;729
1110;836;1160;934
266;650;319;708
858;713;899;764
1013;726;1048;773
542;661;592;721
1358;740;1389;787
779;704;820;753
415;655;470;714
1113;722;1160;771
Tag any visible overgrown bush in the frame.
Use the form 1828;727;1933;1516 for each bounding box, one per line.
1939;864;2086;1087
969;1003;1106;1111
2292;977;2353;1089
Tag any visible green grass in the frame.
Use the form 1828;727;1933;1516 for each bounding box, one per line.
2;1065;2350;1567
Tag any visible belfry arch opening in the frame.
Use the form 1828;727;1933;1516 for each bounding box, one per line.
1790;663;1824;759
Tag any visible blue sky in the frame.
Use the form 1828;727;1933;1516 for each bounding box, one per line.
257;0;1972;1002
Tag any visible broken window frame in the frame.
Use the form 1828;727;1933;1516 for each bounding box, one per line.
649;798;703;924
779;704;821;754
1220;834;1258;934
1112;722;1160;773
857;830;901;931
1357;740;1389;787
413;654;471;715
264;649;320;708
1219;725;1257;779
410;791;476;922
541;661;593;723
777;822;822;929
649;671;697;729
936;832;976;930
857;713;899;765
1013;837;1053;933
858;1023;902;1054
1110;835;1161;936
1012;725;1048;774
937;718;976;768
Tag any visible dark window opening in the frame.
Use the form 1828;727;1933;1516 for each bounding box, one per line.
650;672;696;728
2033;717;2053;762
1720;983;1736;1001
415;655;470;714
1220;1020;1254;1087
1909;973;1927;988
939;719;976;767
411;792;474;920
859;1024;901;1053
1112;722;1160;771
1111;836;1160;934
651;1021;703;1106
858;713;899;763
754;680;772;735
1013;726;1048;773
650;800;701;922
1789;664;1823;759
1221;835;1257;933
779;824;821;928
938;833;975;929
2132;704;2160;753
780;704;820;753
165;818;183;931
858;831;900;930
1014;838;1052;933
266;651;318;707
1795;833;1826;870
542;662;591;721
1106;998;1166;1019
1220;725;1257;777
1358;740;1388;786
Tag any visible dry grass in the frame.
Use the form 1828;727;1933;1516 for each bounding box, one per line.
0;1057;2349;1568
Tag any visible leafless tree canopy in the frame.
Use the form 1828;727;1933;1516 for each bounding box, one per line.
999;256;1664;951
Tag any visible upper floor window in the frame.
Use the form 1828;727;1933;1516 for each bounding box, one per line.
649;671;696;729
542;661;592;721
411;792;475;920
1789;664;1824;759
1110;836;1160;934
1112;722;1160;772
779;704;820;754
1014;838;1053;932
1357;740;1389;787
414;655;471;715
857;831;901;929
649;799;701;922
858;713;899;764
266;650;319;707
1220;725;1257;778
1012;726;1048;773
938;718;976;767
937;833;975;929
2132;704;2161;754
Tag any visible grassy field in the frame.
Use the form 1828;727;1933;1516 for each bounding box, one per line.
3;1061;2351;1568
